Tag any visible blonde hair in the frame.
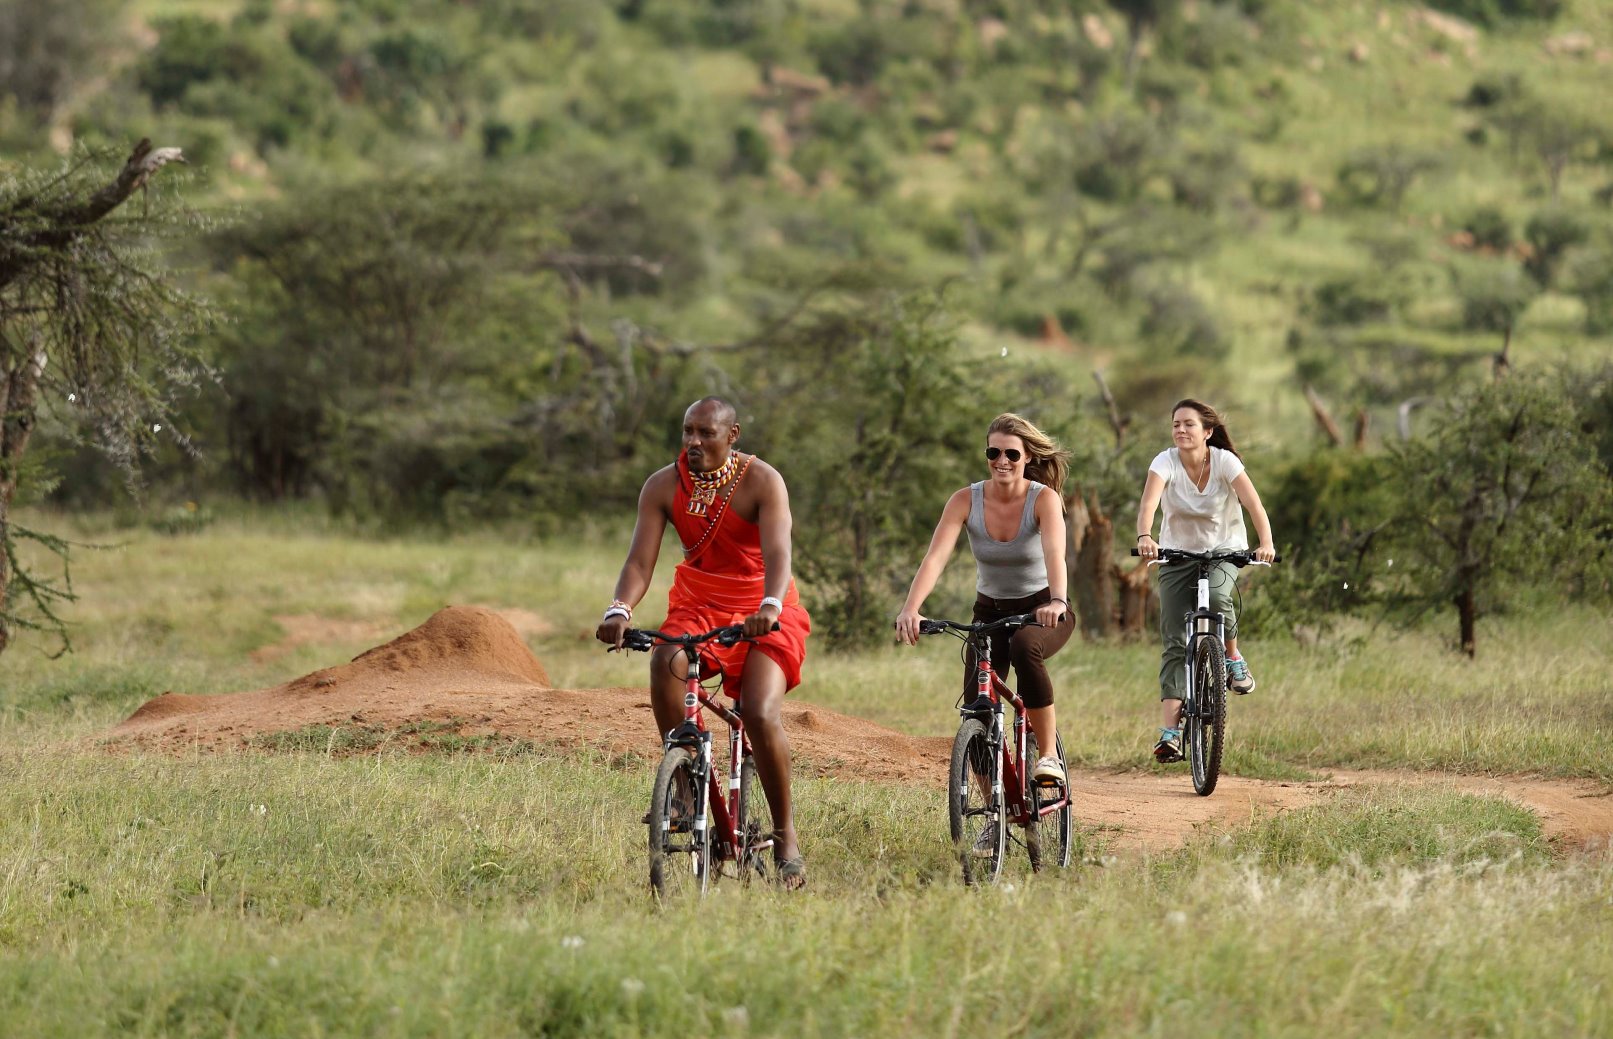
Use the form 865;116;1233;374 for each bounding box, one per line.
987;413;1070;497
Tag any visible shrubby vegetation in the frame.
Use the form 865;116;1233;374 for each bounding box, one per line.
1;0;1611;654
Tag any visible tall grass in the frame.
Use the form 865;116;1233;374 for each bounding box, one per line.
0;738;1606;1038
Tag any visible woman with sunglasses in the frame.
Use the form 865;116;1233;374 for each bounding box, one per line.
894;413;1075;786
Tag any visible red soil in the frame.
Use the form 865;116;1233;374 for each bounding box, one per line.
109;606;1613;853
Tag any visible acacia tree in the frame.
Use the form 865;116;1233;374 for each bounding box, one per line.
0;141;210;656
1382;372;1610;657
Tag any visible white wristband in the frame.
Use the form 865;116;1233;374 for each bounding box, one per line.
759;596;784;612
602;606;631;622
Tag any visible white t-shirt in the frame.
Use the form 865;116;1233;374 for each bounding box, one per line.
1148;446;1248;552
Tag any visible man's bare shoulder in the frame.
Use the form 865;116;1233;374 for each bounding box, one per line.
640;463;680;504
744;454;785;485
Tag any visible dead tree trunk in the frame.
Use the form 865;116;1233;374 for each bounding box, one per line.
1455;583;1477;658
1117;558;1157;636
1303;384;1344;447
1071;488;1115;640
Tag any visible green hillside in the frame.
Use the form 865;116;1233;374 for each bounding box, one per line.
15;0;1613;428
3;0;1611;645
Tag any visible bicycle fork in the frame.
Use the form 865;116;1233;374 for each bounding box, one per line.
1181;571;1226;717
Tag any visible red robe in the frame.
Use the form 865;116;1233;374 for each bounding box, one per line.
660;451;811;693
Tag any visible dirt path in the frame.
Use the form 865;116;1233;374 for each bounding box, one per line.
108;606;1613;853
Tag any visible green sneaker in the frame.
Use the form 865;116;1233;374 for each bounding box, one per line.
1153;728;1183;764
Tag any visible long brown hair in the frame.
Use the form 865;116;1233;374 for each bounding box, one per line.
1172;398;1240;458
987;413;1070;496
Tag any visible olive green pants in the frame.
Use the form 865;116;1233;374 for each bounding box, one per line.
1157;561;1239;701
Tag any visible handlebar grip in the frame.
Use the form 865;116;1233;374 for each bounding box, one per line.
918;619;948;635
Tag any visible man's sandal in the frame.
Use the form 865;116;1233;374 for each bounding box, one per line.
775;856;807;890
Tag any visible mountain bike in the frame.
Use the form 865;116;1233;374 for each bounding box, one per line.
918;613;1073;885
618;623;776;897
1136;548;1276;797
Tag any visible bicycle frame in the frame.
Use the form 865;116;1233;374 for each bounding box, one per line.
659;641;766;867
958;631;1069;826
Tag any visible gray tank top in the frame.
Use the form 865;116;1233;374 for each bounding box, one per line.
965;481;1047;599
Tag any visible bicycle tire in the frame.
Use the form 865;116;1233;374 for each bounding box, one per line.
1189;637;1227;797
949;717;1004;885
734;752;770;882
1024;732;1074;872
648;746;709;898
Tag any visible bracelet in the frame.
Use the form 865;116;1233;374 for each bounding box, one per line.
1049;596;1068;607
602;599;632;622
759;596;784;612
1136;533;1152;541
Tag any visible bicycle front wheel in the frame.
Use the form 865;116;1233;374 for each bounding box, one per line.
734;752;770;883
1188;638;1227;797
949;717;1004;885
1025;732;1073;872
648;746;710;898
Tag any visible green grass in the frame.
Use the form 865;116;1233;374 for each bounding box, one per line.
2;512;1610;1035
0;740;1605;1037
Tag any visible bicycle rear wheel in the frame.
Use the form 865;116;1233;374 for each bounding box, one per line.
648;746;709;898
1025;732;1073;872
949;717;1004;885
1188;638;1227;797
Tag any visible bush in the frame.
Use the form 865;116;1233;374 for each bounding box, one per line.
1567;246;1613;335
730;123;771;176
1309;273;1405;326
1425;0;1561;27
810;20;888;87
1452;259;1538;333
1335;146;1441;210
766;293;982;645
1160;2;1256;70
1462;72;1526;109
0;0;125;121
1461;205;1512;251
1522;207;1589;288
1138;281;1226;358
1071;110;1167;202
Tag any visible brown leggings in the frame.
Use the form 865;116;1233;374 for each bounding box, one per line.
962;587;1075;709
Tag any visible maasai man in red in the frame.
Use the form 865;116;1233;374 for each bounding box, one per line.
597;397;812;887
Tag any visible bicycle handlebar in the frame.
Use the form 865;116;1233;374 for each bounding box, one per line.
917;613;1041;637
1130;548;1281;565
618;622;781;653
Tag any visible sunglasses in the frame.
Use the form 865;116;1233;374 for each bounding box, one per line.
984;447;1023;462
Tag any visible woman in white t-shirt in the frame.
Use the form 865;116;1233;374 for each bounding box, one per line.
1135;399;1275;764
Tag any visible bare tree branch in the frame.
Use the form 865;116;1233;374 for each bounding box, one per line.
1303;384;1344;447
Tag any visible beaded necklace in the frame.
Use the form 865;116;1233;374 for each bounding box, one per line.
686;452;739;517
683;454;753;561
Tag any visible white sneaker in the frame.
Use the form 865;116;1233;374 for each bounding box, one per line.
1033;755;1066;785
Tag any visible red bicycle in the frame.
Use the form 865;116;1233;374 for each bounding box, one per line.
919;614;1073;884
618;624;774;897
